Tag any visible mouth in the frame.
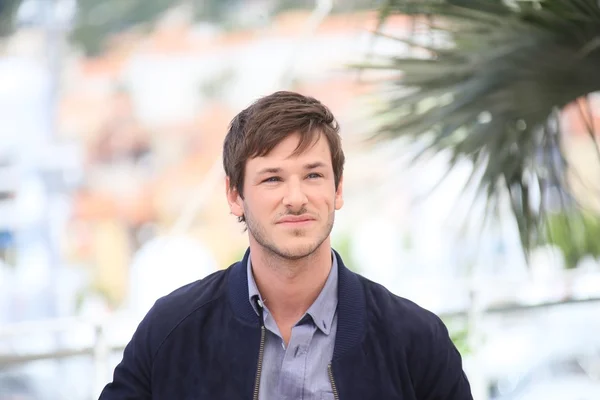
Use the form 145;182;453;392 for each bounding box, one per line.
276;216;316;226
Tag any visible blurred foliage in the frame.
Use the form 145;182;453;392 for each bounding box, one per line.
1;0;380;56
360;0;600;262
74;281;122;311
0;0;241;55
0;0;20;37
70;0;240;55
446;320;472;356
70;0;173;55
441;315;476;356
546;211;600;269
332;231;360;273
274;0;380;14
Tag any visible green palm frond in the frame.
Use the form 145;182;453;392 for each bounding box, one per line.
360;0;600;259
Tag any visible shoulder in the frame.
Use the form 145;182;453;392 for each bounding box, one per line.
134;266;231;356
150;267;229;317
357;274;448;343
100;265;234;397
358;275;472;398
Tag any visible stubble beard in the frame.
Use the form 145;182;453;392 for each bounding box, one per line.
244;206;335;261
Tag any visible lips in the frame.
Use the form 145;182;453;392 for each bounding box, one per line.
276;215;315;224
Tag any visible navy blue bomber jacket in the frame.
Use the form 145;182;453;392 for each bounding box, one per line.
99;249;473;400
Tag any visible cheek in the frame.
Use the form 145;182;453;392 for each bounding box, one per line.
246;191;280;213
309;192;336;210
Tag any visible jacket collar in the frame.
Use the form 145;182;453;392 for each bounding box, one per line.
227;247;366;359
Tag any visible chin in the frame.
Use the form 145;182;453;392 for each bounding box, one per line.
268;239;324;260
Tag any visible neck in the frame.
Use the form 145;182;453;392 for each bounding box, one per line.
249;241;333;325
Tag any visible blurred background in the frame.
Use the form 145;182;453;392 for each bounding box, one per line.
0;0;599;399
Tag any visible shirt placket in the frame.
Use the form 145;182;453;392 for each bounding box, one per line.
277;320;316;400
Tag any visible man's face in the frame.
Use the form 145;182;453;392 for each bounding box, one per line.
226;132;344;260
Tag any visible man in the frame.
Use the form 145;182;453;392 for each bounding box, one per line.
99;91;473;399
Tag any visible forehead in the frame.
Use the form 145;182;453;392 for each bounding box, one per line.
247;133;332;169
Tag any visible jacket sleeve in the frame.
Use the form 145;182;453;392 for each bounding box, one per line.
98;309;157;400
410;315;473;400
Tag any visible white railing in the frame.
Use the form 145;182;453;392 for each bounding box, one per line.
0;314;133;397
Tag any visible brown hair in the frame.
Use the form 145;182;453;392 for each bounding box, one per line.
223;91;345;208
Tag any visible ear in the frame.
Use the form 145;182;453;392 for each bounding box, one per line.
334;175;344;210
225;176;244;218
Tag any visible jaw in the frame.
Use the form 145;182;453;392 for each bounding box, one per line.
250;229;328;261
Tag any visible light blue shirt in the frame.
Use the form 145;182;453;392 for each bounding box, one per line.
248;252;339;400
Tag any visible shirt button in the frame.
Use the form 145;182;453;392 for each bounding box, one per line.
294;346;307;357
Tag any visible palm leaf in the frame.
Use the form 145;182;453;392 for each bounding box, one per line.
360;0;600;260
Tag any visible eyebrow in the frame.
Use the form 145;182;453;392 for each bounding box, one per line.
257;167;282;175
257;162;327;176
304;162;327;170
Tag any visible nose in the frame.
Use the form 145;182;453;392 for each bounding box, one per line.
282;178;308;212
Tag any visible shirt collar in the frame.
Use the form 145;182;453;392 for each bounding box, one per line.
305;254;338;335
247;251;339;335
247;257;263;315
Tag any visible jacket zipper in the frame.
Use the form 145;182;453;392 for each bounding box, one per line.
253;325;266;400
328;363;340;400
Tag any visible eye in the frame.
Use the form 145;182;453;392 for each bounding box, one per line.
262;176;281;183
307;173;323;179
